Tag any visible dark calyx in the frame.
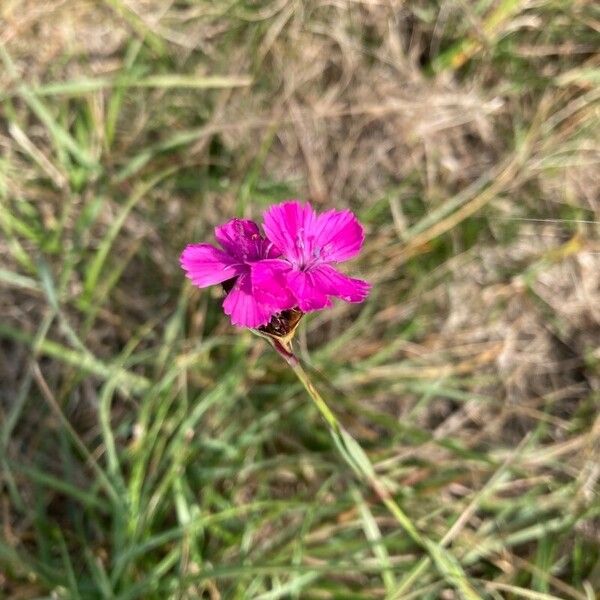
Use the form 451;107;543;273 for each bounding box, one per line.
259;307;304;338
221;278;303;338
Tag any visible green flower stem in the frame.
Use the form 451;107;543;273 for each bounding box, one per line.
271;339;481;600
287;356;339;432
287;354;423;544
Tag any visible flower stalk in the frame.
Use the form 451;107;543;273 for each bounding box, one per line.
279;343;423;544
265;334;481;600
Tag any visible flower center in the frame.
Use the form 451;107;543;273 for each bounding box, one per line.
294;230;323;270
299;248;324;271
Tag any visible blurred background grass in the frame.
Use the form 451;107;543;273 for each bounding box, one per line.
1;1;599;598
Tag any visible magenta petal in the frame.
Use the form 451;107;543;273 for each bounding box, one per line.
215;218;260;252
180;243;243;288
262;201;317;265
214;218;273;262
287;270;332;312
310;264;370;303
312;209;365;262
251;259;296;310
223;273;275;328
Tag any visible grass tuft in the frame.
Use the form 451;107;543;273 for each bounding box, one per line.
1;0;599;598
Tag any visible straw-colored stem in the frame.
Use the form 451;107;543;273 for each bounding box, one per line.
271;340;481;600
275;341;423;545
298;363;425;540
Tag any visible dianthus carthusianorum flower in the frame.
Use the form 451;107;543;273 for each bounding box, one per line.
180;218;293;328
253;201;370;312
180;201;369;330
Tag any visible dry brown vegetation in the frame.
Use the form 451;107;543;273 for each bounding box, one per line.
1;0;599;598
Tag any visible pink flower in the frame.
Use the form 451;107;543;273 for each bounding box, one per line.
253;201;370;312
180;218;294;328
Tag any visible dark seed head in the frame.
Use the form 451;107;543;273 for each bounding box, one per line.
221;278;303;343
259;307;304;339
